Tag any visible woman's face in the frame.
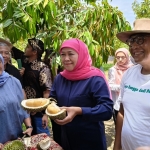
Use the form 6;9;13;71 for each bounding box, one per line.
128;34;150;64
0;60;3;75
0;46;11;65
115;52;127;65
60;48;78;71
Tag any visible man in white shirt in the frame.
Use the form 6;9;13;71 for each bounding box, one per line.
114;18;150;150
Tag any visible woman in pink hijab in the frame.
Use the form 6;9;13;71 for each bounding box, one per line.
108;48;133;124
50;38;113;150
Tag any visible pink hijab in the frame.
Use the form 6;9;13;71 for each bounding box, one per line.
60;38;106;81
114;48;133;85
60;38;112;98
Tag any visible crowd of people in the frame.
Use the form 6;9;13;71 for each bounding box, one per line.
0;18;150;150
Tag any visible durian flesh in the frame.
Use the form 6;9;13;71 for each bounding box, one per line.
47;102;61;114
37;137;51;150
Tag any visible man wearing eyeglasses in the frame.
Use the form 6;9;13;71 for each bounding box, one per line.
113;19;150;150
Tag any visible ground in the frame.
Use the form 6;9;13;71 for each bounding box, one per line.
105;118;115;150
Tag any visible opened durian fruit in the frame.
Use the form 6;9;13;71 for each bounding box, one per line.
46;101;66;120
21;98;50;112
3;140;25;150
37;137;51;150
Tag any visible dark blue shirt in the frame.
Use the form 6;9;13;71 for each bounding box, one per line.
50;74;113;150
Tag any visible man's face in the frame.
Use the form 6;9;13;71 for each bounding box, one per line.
24;44;36;57
0;46;11;65
127;34;150;64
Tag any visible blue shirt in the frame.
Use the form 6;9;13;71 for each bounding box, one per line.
0;76;29;144
50;74;113;150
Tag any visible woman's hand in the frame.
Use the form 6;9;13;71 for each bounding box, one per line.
23;127;33;136
55;107;82;125
0;143;4;150
19;67;25;76
42;114;48;129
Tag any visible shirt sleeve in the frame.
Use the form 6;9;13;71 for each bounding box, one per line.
81;77;113;122
108;67;120;92
50;75;58;100
11;46;24;60
39;65;52;92
13;77;29;119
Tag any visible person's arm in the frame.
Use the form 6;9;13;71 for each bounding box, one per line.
23;89;27;99
108;67;120;92
53;76;113;124
11;46;24;60
39;65;52;94
113;72;126;150
81;77;113;122
23;117;33;136
113;103;124;150
43;89;50;98
42;89;50;128
40;65;52;128
0;143;3;150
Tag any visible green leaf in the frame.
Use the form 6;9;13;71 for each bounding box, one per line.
3;19;12;28
22;14;29;22
43;0;48;8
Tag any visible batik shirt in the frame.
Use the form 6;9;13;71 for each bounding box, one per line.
12;47;52;99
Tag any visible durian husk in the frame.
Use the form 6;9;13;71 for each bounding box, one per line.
3;140;25;150
46;107;66;120
37;137;51;150
21;98;50;113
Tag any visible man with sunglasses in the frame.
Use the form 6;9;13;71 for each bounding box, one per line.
113;18;150;150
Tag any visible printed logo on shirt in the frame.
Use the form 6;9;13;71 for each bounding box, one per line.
125;85;150;93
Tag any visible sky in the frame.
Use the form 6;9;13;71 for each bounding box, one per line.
108;0;142;26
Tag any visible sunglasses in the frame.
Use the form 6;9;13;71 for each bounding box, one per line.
126;34;150;47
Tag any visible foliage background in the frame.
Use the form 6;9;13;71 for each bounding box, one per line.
0;0;131;70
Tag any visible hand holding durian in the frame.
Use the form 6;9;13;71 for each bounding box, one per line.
21;98;66;120
0;143;3;150
54;107;82;125
46;101;61;114
46;101;66;120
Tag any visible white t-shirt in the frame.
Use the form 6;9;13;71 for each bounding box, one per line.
120;64;150;150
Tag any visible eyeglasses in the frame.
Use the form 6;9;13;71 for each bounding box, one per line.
115;56;126;60
126;35;150;47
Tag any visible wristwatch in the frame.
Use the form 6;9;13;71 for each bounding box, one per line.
26;126;33;129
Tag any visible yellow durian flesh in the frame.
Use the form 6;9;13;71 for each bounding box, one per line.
26;99;48;107
47;102;61;114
